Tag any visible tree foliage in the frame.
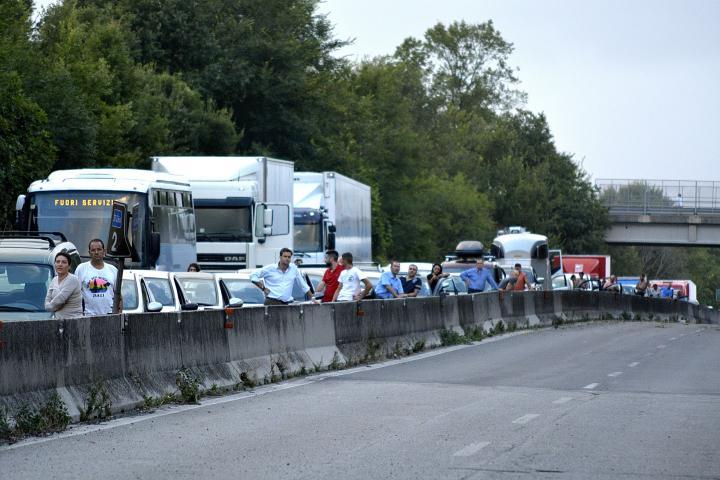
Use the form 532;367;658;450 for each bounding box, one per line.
3;1;614;267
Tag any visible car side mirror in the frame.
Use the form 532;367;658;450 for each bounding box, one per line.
181;302;199;311
147;301;163;312
227;297;244;308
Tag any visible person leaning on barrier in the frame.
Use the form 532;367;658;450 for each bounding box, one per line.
427;263;449;292
45;251;83;318
315;250;344;303
332;252;372;302
400;264;423;297
251;248;314;306
460;258;499;293
375;260;406;299
602;275;621;293
635;273;649;296
510;263;532;291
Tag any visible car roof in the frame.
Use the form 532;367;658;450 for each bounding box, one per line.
0;236;78;264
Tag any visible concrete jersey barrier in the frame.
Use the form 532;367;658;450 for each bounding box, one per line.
0;291;717;422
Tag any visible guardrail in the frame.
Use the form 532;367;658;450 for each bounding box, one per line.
596;179;720;215
1;291;717;422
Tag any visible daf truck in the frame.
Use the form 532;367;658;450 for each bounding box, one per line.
152;156;293;271
293;172;372;265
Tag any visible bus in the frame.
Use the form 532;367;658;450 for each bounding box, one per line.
490;231;551;289
16;169;196;271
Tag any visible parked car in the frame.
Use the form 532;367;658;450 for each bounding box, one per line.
0;232;81;320
215;272;265;307
121;270;163;314
432;274;468;296
173;271;242;309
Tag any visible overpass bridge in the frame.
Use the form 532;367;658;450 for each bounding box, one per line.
596;179;720;246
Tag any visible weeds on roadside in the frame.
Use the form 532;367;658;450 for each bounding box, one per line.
176;368;201;403
79;382;112;421
439;328;469;346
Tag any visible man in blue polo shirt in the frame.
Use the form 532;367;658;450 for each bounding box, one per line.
251;248;313;305
375;260;405;299
460;258;499;293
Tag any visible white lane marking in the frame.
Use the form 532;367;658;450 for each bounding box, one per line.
657;344;667;349
669;337;678;341
553;397;573;405
628;362;639;367
607;371;623;377
644;352;653;357
583;383;599;390
513;414;540;425
453;441;491;457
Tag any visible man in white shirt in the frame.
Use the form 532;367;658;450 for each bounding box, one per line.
333;252;373;302
75;238;119;316
251;248;313;305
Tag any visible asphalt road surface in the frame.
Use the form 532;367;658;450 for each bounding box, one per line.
2;321;719;479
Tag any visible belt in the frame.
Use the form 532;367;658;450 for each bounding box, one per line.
468;288;484;293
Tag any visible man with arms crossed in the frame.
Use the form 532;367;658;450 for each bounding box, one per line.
374;260;406;299
75;238;119;315
332;252;372;302
251;248;314;305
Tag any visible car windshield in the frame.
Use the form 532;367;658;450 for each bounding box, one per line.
0;263;54;312
144;278;175;306
221;279;265;305
176;278;217;306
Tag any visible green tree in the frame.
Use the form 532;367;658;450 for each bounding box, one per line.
0;1;56;228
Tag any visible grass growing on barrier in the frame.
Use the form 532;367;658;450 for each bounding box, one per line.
365;338;382;360
465;326;484;342
3;394;71;443
0;407;11;442
240;372;257;389
412;339;425;353
329;352;342;370
142;393;176;410
440;328;469;346
176;368;202;404
80;382;112;421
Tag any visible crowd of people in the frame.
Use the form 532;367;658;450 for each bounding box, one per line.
567;271;678;299
249;248;538;306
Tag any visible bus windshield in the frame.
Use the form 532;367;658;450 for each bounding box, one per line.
31;192;146;260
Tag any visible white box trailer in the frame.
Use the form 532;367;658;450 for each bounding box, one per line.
152;156;294;270
293;172;372;265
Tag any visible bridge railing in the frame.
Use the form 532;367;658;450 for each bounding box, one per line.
595;179;720;215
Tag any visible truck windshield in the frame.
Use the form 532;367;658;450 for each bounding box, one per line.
30;192;146;260
195;207;252;243
293;208;322;253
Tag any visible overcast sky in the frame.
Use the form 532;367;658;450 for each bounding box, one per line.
33;0;720;183
318;0;720;183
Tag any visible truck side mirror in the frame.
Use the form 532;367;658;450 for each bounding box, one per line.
264;208;274;228
149;232;161;266
327;232;336;250
15;194;26;229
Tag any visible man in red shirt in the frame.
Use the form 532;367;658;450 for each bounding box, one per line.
315;250;344;302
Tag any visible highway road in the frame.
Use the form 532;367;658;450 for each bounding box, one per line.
2;321;719;479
